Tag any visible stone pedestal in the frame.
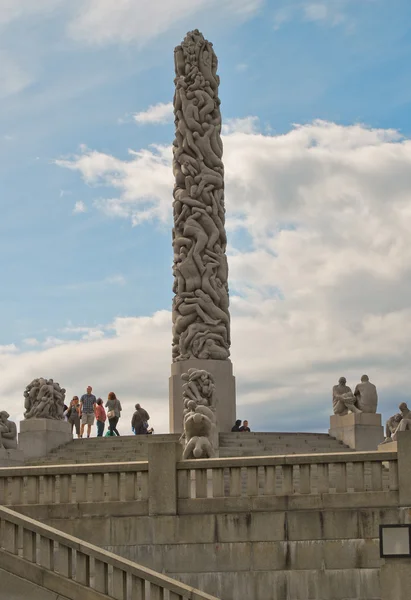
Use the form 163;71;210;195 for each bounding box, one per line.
378;440;398;452
19;419;72;460
0;448;24;467
169;359;236;434
329;412;384;451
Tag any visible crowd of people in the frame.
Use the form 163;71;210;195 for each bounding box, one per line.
63;385;250;439
64;385;152;438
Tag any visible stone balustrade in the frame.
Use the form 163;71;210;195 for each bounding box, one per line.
177;451;399;500
0;461;148;507
0;447;403;517
0;504;219;600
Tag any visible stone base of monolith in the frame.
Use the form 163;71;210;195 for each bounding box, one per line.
19;419;72;460
169;359;236;434
0;448;24;467
329;412;384;451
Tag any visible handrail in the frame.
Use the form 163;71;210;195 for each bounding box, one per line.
0;460;148;477
177;450;397;469
0;504;219;600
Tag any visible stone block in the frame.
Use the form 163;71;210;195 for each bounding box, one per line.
378;440;397;452
381;558;411;600
0;448;24;467
216;511;286;543
286;511;323;541
18;419;72;459
169;358;236;433
397;430;411;506
148;441;179;516
164;542;251;573
329;412;384;451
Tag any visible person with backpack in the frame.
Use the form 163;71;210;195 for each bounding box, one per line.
131;403;150;435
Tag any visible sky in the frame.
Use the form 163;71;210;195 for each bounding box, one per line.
1;0;411;435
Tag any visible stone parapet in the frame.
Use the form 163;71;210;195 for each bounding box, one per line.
0;448;24;467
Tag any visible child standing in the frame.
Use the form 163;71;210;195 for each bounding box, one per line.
95;398;107;437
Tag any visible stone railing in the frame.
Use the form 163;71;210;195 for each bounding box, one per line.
0;504;219;600
0;461;148;506
0;443;408;517
177;451;399;499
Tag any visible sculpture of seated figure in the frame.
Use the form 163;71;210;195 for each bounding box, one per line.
0;411;18;450
381;412;402;443
354;374;378;413
332;377;362;415
392;402;411;441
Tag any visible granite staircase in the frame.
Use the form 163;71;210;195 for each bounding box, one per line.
25;431;350;466
219;431;351;457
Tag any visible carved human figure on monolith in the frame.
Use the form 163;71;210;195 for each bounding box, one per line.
332;377;362;415
24;378;66;420
354;375;378;413
0;411;17;449
180;368;217;458
172;29;230;363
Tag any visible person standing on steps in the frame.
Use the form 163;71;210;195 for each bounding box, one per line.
231;419;241;432
131;403;150;435
80;385;97;438
67;396;81;438
239;420;250;432
106;392;122;436
95;398;107;437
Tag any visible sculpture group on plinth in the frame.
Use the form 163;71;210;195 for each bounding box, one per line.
172;29;230;363
24;378;66;420
180;368;217;459
382;403;411;443
330;374;383;451
0;411;17;449
332;375;378;415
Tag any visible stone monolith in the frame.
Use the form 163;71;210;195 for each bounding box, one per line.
169;30;236;433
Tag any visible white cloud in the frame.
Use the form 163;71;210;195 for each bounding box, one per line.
22;338;40;347
73;200;87;214
55;144;173;225
273;0;367;31
49;118;411;433
222;116;260;135
0;52;32;98
0;344;17;354
133;102;173;125
235;63;248;72
67;0;263;46
0;0;63;26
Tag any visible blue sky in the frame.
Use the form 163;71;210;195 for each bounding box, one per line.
1;0;411;433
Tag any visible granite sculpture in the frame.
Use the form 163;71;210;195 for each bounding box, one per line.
383;412;402;443
392;402;411;440
24;378;66;420
180;368;217;459
172;29;230;363
0;411;17;449
354;375;378;413
332;377;362;415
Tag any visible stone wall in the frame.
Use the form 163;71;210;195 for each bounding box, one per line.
3;440;410;600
